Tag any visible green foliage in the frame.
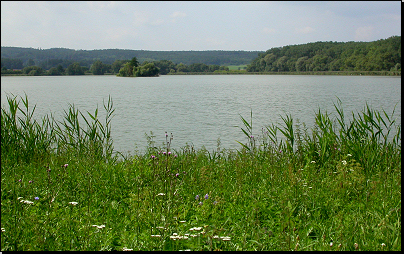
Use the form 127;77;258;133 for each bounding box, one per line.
247;36;401;73
134;63;159;77
22;66;43;75
1;47;261;69
66;62;85;75
1;96;401;251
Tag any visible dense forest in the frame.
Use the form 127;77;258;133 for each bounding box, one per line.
247;36;401;73
0;47;261;69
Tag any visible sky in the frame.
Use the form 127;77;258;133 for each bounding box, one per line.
1;1;401;51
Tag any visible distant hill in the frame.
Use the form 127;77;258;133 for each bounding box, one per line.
1;47;263;69
247;36;401;72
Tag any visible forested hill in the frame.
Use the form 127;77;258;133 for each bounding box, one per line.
247;36;401;72
0;47;262;68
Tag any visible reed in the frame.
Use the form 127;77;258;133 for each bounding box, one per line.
1;95;401;251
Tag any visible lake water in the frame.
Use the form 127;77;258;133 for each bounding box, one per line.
1;75;401;154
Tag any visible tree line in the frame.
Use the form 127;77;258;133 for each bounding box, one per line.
246;36;401;73
1;58;230;76
1;47;261;68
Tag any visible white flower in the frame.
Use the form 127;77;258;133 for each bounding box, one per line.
341;160;347;165
381;243;386;247
179;220;186;223
330;242;333;247
311;161;316;164
1;228;5;232
189;227;203;231
68;202;78;206
151;234;161;238
122;247;133;251
92;224;106;229
157;193;165;196
220;236;231;241
347;154;352;157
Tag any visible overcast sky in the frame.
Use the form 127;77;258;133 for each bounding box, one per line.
1;1;401;51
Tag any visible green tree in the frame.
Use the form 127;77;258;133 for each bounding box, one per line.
134;63;160;77
90;60;106;75
22;66;43;75
66;62;84;75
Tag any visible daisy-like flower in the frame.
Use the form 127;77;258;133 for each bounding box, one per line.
69;202;78;206
1;228;5;233
311;161;316;164
347;154;352;157
189;227;203;231
341;160;347;165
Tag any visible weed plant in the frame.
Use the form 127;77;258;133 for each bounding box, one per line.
1;95;401;251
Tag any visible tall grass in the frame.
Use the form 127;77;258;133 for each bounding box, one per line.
1;95;401;251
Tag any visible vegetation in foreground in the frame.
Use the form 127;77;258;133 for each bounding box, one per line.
1;95;401;251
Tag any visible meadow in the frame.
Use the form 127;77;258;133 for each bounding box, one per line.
1;94;401;251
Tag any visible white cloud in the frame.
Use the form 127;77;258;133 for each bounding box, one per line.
170;11;187;23
295;26;315;34
355;26;374;41
262;27;276;34
170;11;187;18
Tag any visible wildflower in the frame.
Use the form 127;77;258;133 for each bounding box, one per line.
122;247;133;251
151;155;155;159
63;164;68;168
220;236;231;241
213;201;217;205
195;195;199;200
151;235;162;238
157;193;165;196
179;221;186;223
199;202;203;206
35;197;39;200
69;202;78;206
175;173;179;177
1;228;5;232
354;243;359;250
347;154;352;157
190;227;203;231
204;194;209;199
18;179;22;182
311;161;316;164
163;151;166;155
175;154;178;158
29;180;32;183
17;197;23;200
381;243;386;248
330;242;333;247
22;200;34;204
168;151;172;155
92;224;105;229
341;160;347;165
338;244;342;249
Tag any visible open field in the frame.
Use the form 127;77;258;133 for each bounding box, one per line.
1;95;401;251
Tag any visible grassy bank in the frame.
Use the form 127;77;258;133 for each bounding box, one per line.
1;95;401;251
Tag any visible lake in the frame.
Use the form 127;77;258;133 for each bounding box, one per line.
1;75;401;154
